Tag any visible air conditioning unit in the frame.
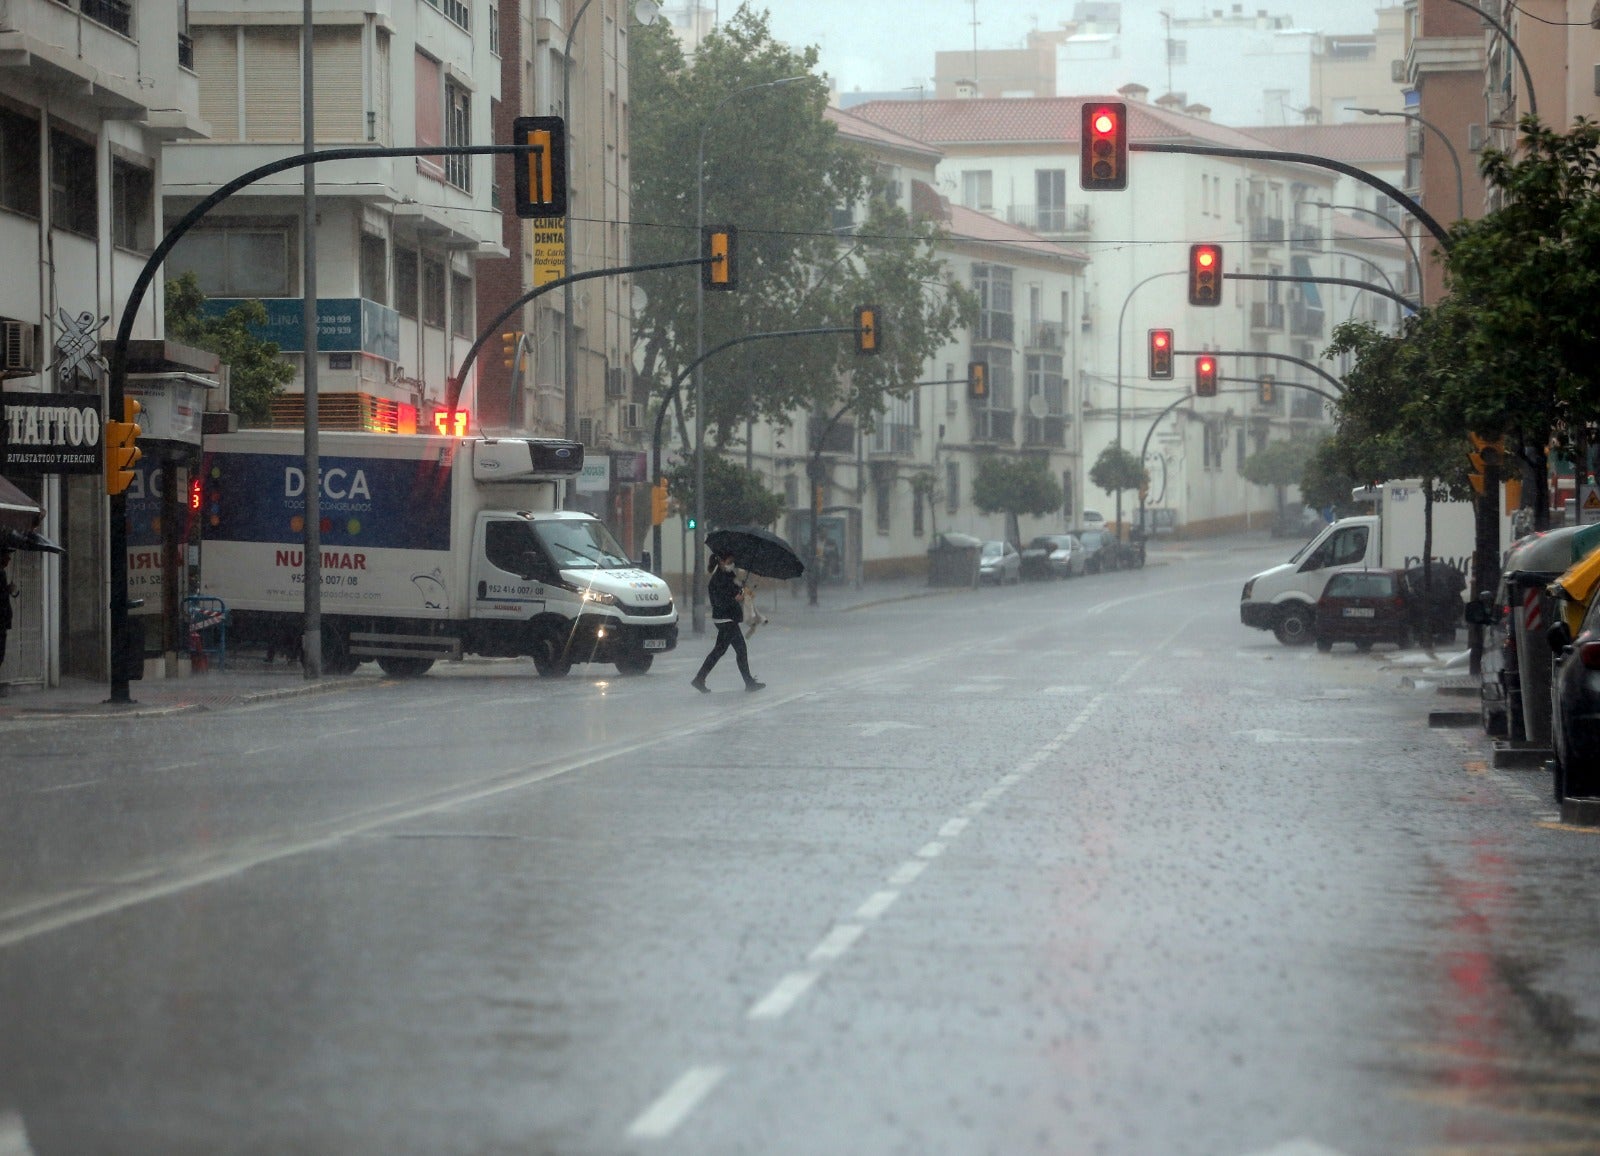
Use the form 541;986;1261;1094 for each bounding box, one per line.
577;416;596;445
1;321;36;374
1468;123;1486;152
623;402;643;430
605;367;627;399
1390;59;1406;83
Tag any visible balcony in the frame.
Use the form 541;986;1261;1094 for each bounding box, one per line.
971;408;1015;444
1026;321;1064;351
1250;301;1285;332
976;313;1014;344
1289;222;1320;251
1289;302;1325;338
870;421;915;456
1249;216;1285;245
1005;203;1092;236
1023;415;1067;448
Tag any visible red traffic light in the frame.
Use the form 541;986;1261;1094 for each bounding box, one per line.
1195;355;1218;397
1080;101;1128;191
1148;328;1174;380
1188;243;1223;306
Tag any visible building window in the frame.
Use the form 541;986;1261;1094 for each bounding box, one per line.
489;4;500;55
50;129;96;238
360;233;387;304
875;476;891;534
444;80;471;192
111;159;153;252
170;227;291;297
80;0;133;38
972;264;1014;344
422;258;446;328
395;249;418;319
1062;471;1074;522
450;271;472;337
0;106;40;218
946;460;959;514
913;488;925;536
1236;428;1247;471
962;170;993;211
423;0;470;31
1036;169;1065;232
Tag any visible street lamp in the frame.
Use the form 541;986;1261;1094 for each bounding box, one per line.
690;73;808;634
1353;107;1463;221
1309;200;1424;304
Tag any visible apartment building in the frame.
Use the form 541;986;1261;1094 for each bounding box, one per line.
0;0;209;689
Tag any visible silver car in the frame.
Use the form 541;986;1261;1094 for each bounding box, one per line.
978;540;1021;585
1020;534;1085;579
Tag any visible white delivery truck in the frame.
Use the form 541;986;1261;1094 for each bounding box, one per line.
198;430;677;676
1239;480;1505;645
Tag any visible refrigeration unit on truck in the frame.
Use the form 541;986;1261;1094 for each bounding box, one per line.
198;430;677;677
1238;480;1508;646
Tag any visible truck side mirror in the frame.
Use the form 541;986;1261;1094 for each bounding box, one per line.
1548;621;1574;652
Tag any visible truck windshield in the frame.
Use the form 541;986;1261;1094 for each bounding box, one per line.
534;519;632;570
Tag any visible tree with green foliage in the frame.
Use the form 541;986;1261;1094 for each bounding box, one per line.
664;453;784;531
164;272;295;427
972;454;1063;546
1088;443;1147;502
1240;438;1321;516
1442;116;1600;528
629;5;973;450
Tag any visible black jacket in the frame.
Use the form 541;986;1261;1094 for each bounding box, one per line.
708;565;744;623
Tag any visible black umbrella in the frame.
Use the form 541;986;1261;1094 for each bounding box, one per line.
706;525;805;580
0;527;64;555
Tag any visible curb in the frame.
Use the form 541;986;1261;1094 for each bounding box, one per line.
0;671;367;722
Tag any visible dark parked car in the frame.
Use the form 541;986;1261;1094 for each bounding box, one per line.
1073;528;1115;574
1550;592;1600;801
1314;568;1411;652
1399;562;1466;645
1020;534;1084;580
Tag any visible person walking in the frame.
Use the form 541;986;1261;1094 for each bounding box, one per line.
690;552;764;693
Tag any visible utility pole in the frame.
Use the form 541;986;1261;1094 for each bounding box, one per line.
301;0;323;678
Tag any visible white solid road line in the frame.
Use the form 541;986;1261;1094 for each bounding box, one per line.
807;923;864;963
854;889;900;920
625;1065;729;1140
747;970;820;1021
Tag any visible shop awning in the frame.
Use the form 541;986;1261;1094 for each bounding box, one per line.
1290;256;1322;308
0;475;41;534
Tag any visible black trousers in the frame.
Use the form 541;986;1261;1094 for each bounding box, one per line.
695;620;753;684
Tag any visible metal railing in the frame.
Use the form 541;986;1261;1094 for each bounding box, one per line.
1289;302;1325;337
1027;321;1063;350
1250;301;1285;331
870;421;915;455
971;408;1014;443
1249;216;1285;244
80;0;132;36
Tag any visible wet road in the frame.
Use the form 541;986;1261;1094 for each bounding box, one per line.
4;539;1600;1155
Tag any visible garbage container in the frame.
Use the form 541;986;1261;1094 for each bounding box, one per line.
928;532;981;588
1502;526;1589;747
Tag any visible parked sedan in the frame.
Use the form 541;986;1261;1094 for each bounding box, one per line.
1020;534;1084;580
1314;567;1410;652
978;539;1021;585
1073;528;1116;574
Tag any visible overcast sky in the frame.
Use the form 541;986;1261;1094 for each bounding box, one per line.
759;0;1398;97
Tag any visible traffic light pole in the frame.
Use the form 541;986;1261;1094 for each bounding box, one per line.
1174;349;1344;395
1224;272;1416;315
646;325;855;598
105;140;546;704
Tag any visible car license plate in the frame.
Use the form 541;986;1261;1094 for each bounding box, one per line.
642;639;667;650
1343;607;1376;618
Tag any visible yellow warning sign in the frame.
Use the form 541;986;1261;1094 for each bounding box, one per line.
1583;485;1600;510
532;217;565;287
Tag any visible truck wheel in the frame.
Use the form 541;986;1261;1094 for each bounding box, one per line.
310;625;361;675
1315;638;1332;653
532;637;573;678
1273;605;1314;646
377;657;434;678
614;654;654;676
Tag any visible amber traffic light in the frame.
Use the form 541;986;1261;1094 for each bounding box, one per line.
1148;328;1174;380
968;361;989;401
1195;355;1218;397
651;477;670;526
702;226;737;290
104;398;142;496
1080;102;1128;191
1259;374;1275;405
512;116;568;218
855;304;881;355
1188;243;1223;306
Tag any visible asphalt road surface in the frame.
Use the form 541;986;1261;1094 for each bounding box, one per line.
3;538;1600;1155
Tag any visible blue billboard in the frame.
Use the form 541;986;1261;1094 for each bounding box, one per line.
199;297;403;363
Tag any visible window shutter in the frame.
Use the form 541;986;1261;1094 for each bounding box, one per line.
243;27;301;143
313;27;363;141
194;27;239;140
414;51;443;176
373;30;391;144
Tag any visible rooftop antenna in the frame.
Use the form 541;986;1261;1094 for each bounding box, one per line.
971;0;979;94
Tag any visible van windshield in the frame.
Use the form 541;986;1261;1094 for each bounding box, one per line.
534;519;632;569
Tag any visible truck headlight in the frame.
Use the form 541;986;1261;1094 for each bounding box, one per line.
581;588;617;605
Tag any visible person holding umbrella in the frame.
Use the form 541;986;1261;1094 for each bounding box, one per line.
690;551;764;693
